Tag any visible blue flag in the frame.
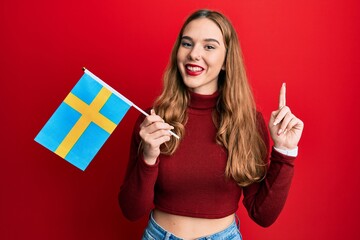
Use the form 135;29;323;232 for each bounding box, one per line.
35;69;132;170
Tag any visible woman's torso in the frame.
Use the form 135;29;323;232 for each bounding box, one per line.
153;92;242;218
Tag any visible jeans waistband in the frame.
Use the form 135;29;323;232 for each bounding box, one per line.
142;212;242;240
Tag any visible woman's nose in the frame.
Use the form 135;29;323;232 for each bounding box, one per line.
188;46;202;61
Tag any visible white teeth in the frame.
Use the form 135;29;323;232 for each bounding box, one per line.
186;66;203;72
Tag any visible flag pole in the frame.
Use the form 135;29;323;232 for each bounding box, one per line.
82;68;180;139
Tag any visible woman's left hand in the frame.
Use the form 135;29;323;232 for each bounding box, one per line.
269;83;304;150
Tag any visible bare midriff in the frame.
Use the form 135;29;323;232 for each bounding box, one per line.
153;209;235;239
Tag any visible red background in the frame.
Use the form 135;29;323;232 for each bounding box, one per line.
1;0;360;239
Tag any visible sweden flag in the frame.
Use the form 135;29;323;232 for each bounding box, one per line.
35;70;131;170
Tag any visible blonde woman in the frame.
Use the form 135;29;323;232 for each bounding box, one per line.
119;9;304;240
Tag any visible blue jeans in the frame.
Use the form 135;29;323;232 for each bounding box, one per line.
142;212;242;240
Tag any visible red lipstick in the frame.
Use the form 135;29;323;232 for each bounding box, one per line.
185;64;204;76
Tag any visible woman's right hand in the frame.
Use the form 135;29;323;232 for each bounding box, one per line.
139;109;174;165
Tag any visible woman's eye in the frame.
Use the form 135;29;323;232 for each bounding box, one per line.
205;45;215;50
181;41;192;48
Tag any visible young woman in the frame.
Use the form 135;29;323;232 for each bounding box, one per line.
119;9;304;240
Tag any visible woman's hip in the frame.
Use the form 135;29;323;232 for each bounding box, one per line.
142;211;242;240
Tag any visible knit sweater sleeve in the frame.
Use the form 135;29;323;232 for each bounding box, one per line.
242;112;296;227
118;113;159;221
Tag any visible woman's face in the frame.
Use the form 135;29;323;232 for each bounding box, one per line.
177;18;227;95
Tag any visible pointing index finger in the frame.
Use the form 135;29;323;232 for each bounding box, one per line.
279;82;286;109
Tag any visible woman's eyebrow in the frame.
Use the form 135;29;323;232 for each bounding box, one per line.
181;36;193;42
181;36;221;46
204;38;220;46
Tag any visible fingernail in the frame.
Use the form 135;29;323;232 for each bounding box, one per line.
283;129;287;135
277;129;283;135
273;120;278;126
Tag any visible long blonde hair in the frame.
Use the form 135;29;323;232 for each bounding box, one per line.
153;9;267;187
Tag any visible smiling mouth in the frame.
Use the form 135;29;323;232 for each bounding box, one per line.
185;64;204;76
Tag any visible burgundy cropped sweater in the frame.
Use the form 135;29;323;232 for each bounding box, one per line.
119;91;295;227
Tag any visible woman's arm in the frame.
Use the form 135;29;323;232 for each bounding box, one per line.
242;146;296;227
118;114;159;221
118;110;173;221
243;84;303;227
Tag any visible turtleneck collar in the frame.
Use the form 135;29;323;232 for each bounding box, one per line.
188;90;219;110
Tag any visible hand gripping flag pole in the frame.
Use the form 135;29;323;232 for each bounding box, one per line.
35;68;179;171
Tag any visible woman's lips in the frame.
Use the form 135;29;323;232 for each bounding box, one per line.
185;64;204;76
